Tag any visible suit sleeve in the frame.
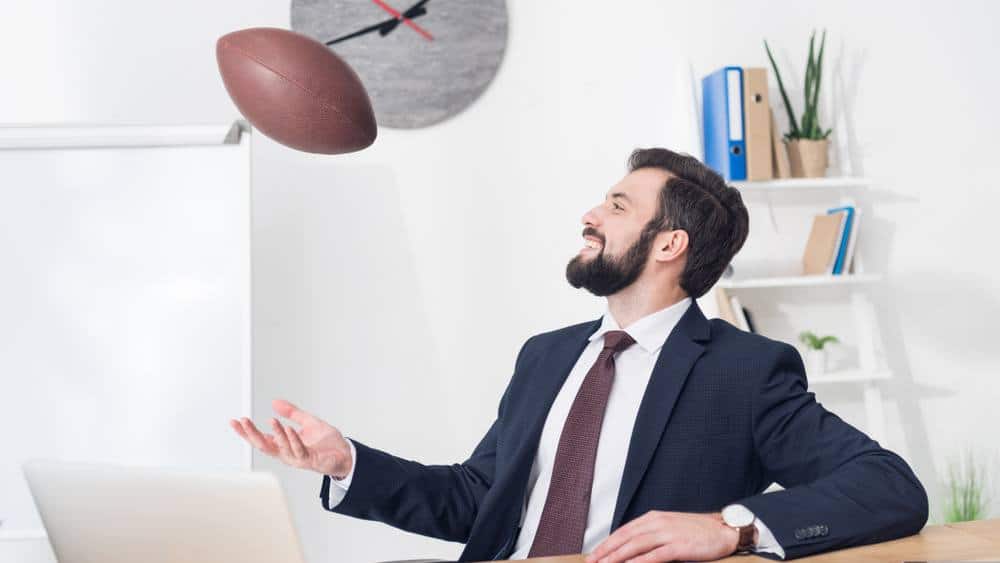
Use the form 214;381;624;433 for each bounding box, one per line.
737;342;928;560
317;337;532;543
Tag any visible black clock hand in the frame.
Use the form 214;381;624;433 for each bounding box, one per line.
404;0;431;14
377;19;400;36
325;0;431;46
326;18;396;46
378;5;427;36
326;17;396;45
377;0;428;37
402;4;428;19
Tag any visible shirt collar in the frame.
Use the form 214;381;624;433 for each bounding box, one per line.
589;297;693;354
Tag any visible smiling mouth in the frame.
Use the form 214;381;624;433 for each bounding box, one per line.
581;236;604;254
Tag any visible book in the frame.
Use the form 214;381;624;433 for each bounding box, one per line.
802;212;846;275
841;208;862;274
825;210;848;275
826;205;856;275
715;286;739;326
770;106;791;178
703;67;747;181
743;68;773;181
742;307;757;333
730;295;750;331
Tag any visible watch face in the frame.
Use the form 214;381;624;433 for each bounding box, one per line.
722;504;755;528
290;0;509;129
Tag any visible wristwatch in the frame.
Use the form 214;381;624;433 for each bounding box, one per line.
721;504;757;553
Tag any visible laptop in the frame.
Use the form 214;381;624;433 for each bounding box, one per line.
23;460;307;563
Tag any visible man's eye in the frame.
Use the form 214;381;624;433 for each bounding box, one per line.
612;202;624;211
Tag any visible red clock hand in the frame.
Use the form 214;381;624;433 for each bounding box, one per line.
370;0;434;41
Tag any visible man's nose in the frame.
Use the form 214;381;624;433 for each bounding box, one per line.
582;206;602;227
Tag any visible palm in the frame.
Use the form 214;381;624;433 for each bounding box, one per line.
297;416;349;474
230;398;352;478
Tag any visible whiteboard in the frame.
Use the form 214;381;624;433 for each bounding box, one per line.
0;125;251;536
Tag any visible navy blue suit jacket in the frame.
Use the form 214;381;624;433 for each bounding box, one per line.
321;301;928;560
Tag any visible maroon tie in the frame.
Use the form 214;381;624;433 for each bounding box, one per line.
528;330;636;558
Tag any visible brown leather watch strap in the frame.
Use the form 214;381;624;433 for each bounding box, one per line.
736;523;756;552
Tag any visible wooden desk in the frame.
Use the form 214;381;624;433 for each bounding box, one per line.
497;519;1000;563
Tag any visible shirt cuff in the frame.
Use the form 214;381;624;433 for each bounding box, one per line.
322;438;356;510
750;511;786;559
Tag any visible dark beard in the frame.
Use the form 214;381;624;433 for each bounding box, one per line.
566;228;656;296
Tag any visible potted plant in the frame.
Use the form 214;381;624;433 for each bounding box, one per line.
943;452;992;523
765;30;831;178
798;330;838;375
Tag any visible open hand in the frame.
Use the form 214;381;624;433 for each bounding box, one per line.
230;399;353;479
586;510;740;563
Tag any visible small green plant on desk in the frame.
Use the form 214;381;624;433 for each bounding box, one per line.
799;330;838;376
944;452;992;523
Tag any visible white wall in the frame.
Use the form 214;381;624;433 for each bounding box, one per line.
3;1;999;562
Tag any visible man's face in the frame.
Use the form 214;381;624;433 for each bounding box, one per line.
566;167;671;296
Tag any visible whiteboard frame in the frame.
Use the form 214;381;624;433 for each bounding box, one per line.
0;121;247;150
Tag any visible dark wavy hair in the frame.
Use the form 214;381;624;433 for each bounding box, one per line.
627;148;749;299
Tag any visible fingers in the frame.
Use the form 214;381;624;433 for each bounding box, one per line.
588;512;661;562
272;418;311;467
591;512;676;562
594;532;666;563
272;398;316;427
230;419;247;438
236;417;279;456
231;412;319;472
287;426;309;460
631;544;678;563
270;418;293;456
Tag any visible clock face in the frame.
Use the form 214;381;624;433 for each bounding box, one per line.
290;0;508;129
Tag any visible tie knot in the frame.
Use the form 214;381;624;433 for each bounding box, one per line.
602;330;635;354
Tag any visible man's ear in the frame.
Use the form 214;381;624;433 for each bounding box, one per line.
652;229;689;263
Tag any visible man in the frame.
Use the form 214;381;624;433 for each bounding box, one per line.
231;148;928;562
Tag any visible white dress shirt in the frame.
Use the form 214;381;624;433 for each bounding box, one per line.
326;298;784;559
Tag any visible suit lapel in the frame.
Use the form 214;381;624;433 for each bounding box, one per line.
611;301;711;529
502;319;602;520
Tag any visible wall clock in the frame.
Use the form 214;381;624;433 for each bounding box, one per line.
290;0;508;129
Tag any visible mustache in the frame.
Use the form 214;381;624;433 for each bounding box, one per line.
582;227;606;245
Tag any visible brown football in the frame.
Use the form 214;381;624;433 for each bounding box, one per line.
216;27;377;154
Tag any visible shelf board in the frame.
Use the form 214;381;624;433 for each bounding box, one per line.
0;529;47;541
718;273;882;289
732;177;871;191
809;369;892;384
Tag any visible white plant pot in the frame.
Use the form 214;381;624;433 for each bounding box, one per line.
805;349;827;376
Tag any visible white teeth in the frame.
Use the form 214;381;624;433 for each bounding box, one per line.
585;239;601;249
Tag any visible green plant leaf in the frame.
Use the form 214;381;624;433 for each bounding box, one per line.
802;32;816;137
943;451;991;522
817;335;839;349
798;330;819;349
809;29;827;139
765;39;800;137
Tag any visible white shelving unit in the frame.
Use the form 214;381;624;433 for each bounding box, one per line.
731;176;872;191
809;369;892;385
718;273;882;290
714;176;890;441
